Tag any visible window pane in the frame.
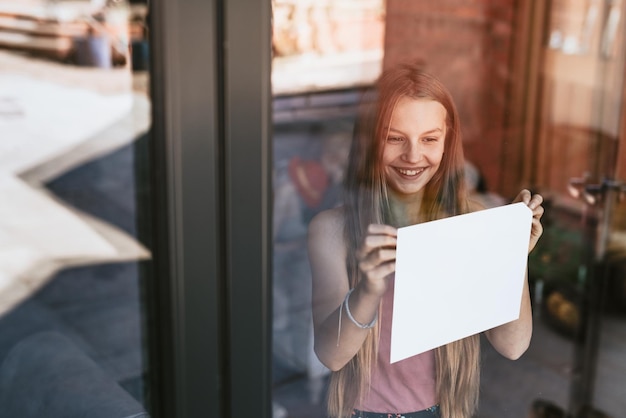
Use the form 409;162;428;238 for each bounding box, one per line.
0;1;152;416
271;1;384;416
271;1;626;418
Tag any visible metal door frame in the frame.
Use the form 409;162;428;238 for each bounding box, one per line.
147;0;272;416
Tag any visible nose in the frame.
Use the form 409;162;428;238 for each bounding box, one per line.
401;140;422;163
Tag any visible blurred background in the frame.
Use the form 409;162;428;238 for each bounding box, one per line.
0;0;625;417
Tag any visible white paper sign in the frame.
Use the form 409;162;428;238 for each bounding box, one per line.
390;202;532;363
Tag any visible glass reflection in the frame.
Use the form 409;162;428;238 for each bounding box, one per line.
0;0;151;416
272;1;626;418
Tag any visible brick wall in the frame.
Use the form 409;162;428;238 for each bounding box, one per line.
383;0;518;197
272;0;531;197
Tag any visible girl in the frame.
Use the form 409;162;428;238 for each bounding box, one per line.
308;65;544;418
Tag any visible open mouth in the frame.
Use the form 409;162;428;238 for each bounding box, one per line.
395;167;425;176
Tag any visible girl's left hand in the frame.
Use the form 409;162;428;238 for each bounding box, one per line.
512;189;544;253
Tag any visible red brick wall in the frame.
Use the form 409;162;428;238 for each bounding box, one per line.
383;0;518;197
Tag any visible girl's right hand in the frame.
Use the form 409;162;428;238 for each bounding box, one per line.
356;224;398;296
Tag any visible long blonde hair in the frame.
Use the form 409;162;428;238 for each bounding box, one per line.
328;64;481;418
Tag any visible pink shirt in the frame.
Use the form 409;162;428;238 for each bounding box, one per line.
354;276;437;413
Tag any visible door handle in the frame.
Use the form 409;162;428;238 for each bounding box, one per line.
568;176;626;205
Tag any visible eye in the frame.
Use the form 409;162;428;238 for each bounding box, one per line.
386;136;405;143
422;137;439;143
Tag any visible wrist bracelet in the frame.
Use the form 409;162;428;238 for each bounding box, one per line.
344;288;377;329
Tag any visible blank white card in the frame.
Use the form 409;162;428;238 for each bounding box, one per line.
390;202;532;363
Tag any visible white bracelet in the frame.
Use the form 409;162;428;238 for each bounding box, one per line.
344;288;377;329
337;294;342;347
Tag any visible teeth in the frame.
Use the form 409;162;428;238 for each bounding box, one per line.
398;168;423;176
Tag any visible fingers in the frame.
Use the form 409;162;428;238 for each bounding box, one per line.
513;189;531;205
359;258;396;282
358;248;396;272
366;223;397;236
524;192;544;221
526;193;545;253
356;224;397;259
528;193;543;211
513;190;544;213
513;190;546;252
357;224;397;281
528;218;544;253
361;234;397;253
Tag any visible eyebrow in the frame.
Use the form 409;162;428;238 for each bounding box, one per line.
386;127;444;135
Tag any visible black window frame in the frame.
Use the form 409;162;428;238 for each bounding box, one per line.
147;0;272;416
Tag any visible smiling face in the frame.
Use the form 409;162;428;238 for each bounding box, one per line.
382;97;448;198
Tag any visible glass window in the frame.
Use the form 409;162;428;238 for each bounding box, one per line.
271;2;384;416
0;1;152;416
271;1;626;417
